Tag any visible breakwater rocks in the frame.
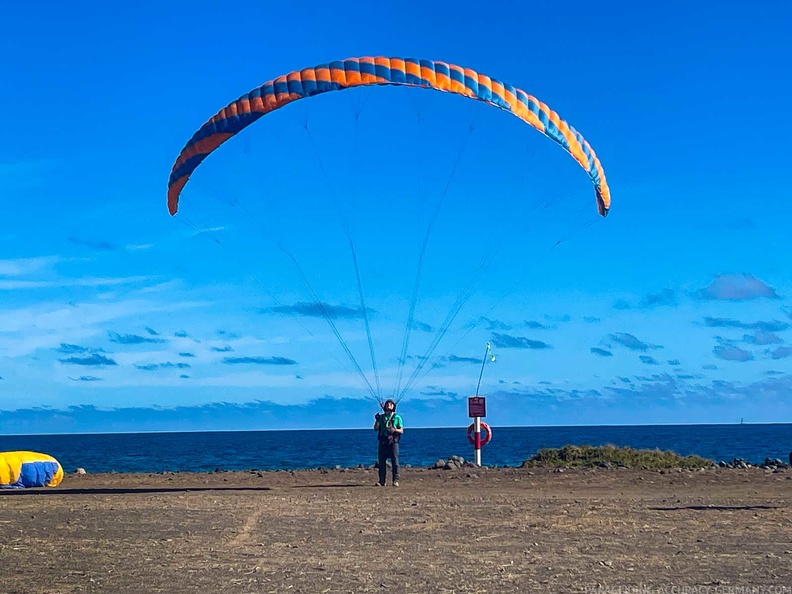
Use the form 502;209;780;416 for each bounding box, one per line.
376;455;479;470
430;455;479;470
430;455;792;471
717;457;791;470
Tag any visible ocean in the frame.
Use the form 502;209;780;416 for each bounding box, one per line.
0;424;790;474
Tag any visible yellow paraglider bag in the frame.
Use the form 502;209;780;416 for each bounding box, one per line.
0;451;64;489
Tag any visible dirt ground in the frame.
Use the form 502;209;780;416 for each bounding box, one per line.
1;466;791;593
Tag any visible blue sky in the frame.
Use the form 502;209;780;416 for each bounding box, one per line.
1;0;791;433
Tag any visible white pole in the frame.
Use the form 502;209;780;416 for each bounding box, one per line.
474;416;482;466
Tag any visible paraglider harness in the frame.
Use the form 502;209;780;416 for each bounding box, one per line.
376;400;402;445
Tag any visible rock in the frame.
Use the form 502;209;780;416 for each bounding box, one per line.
714;456;792;470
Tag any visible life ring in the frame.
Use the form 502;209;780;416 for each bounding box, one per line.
467;422;492;447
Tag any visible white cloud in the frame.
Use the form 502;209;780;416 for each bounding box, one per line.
0;256;63;277
191;226;226;237
135;280;185;294
0;275;159;290
0;297;211;358
699;273;780;301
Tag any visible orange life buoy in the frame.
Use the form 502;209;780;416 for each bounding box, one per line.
467;422;492;447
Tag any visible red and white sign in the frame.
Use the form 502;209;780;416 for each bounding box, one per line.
467;396;486;418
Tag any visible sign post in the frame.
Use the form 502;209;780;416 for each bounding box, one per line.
466;342;495;466
467;396;488;466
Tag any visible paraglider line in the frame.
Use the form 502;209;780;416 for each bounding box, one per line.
428;211;604;372
398;180;594;397
302;116;383;402
396;146;537;400
393;123;475;400
174;211;381;403
191;186;380;402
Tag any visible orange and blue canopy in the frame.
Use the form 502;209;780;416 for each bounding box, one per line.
167;56;611;218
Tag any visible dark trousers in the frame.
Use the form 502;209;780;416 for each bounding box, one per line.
378;439;400;484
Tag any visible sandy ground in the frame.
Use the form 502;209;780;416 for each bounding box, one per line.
1;466;791;593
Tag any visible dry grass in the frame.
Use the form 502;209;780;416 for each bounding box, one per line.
522;444;715;470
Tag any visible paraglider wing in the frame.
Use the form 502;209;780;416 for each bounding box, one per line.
167;56;611;217
0;451;64;489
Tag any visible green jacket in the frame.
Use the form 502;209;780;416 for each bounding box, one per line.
375;413;403;440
